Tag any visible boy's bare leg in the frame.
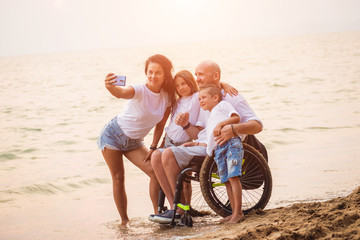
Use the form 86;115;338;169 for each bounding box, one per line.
227;177;244;224
218;181;234;223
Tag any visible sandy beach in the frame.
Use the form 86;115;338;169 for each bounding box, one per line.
191;186;360;240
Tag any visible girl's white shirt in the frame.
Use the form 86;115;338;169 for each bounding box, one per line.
117;84;171;139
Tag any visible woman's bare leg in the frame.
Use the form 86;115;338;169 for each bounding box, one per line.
124;146;160;214
102;148;129;225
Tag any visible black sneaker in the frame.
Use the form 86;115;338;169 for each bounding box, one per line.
153;210;181;224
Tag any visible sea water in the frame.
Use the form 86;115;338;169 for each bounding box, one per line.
1;32;360;239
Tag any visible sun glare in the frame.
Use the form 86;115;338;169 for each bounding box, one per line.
165;0;218;26
170;0;206;9
53;0;65;9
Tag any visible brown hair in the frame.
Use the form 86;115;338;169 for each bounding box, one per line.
199;84;223;102
145;54;176;108
174;70;198;98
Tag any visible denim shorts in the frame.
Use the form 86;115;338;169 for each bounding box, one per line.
97;117;144;152
214;137;244;183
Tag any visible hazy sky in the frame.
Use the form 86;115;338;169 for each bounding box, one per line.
1;0;360;56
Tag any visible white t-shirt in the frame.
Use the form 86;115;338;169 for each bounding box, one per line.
205;101;239;155
165;93;200;143
195;128;208;144
223;91;261;125
116;84;171;139
189;92;207;144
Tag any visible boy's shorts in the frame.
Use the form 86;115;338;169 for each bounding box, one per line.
214;137;244;183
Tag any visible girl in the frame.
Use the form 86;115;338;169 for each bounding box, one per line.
149;71;199;215
97;54;176;225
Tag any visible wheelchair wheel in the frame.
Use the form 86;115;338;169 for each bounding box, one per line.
199;143;272;217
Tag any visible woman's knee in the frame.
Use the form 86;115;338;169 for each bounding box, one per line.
113;172;125;186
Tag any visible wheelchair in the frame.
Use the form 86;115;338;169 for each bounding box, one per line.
156;142;272;227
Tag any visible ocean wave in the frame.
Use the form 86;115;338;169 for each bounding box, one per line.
20;128;42;132
0;148;38;162
0;177;110;198
0;153;18;161
306;126;354;131
279;128;301;132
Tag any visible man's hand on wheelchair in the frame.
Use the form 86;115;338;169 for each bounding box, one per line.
215;124;234;146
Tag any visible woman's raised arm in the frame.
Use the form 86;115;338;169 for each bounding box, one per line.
104;73;135;99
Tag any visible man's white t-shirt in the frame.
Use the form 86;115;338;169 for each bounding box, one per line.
165;93;200;143
116;84;170;139
196;90;262;141
205;101;239;155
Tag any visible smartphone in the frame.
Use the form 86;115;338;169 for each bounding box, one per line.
112;75;126;86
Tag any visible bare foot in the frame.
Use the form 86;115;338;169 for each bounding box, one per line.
226;213;244;224
120;219;130;227
218;214;232;224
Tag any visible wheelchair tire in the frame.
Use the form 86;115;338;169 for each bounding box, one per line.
199;143;272;217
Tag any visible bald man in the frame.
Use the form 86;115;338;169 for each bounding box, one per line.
175;60;262;143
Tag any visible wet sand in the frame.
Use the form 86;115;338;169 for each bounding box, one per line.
191;186;360;240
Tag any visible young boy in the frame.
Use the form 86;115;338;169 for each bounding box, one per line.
198;84;244;224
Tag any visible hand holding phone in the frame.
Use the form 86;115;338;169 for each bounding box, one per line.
112;75;126;86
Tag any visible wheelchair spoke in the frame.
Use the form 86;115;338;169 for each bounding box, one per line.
242;188;264;209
